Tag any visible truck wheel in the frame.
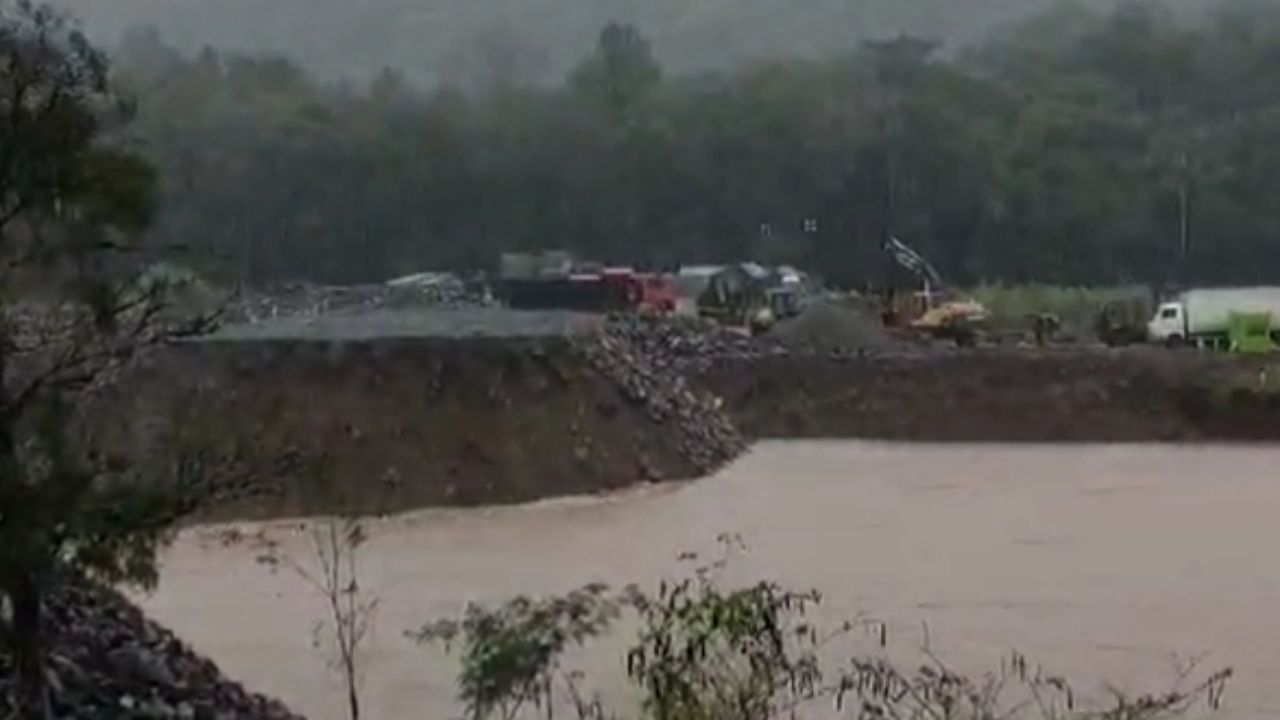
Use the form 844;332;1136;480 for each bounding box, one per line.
1165;334;1185;348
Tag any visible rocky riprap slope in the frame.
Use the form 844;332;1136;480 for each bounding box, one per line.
603;314;789;375
603;304;892;376
578;328;744;474
0;574;299;720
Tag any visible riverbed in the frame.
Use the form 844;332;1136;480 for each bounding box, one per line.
141;442;1280;720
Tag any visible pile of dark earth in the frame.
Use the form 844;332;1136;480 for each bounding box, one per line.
0;572;299;720
763;299;894;352
576;328;746;474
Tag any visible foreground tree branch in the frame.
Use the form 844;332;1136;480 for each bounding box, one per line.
0;2;228;717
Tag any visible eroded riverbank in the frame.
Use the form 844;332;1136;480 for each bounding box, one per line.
141;441;1280;720
106;322;1280;520
698;348;1280;442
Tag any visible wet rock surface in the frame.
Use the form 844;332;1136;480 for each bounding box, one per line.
603;303;894;375
0;573;300;720
603;314;788;374
576;327;745;473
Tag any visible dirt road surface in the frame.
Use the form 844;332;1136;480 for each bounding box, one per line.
141;442;1280;720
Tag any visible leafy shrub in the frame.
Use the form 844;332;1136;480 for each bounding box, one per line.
415;541;1230;720
409;583;620;720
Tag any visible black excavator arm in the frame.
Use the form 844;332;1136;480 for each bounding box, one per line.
883;235;944;291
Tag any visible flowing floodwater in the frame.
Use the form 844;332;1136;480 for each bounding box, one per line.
142;442;1280;720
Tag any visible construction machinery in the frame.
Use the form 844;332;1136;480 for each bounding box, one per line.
696;263;810;335
1095;298;1150;347
881;236;988;345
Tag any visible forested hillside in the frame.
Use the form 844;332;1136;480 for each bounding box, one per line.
109;0;1280;287
62;0;1068;85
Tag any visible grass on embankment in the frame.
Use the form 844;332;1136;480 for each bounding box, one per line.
966;283;1153;340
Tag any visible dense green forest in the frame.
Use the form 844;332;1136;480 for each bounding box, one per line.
60;0;1109;85
111;0;1280;287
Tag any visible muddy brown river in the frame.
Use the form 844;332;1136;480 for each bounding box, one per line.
141;442;1280;720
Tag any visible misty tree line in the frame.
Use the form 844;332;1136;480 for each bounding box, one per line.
112;0;1280;288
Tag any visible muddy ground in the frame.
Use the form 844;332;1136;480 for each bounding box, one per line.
699;348;1280;442
107;333;741;521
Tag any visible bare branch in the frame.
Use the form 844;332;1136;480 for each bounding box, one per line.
258;518;378;720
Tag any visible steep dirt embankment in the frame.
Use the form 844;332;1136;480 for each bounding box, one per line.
698;349;1280;442
114;335;743;520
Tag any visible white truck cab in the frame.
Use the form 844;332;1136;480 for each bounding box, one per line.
1147;301;1185;344
1146;288;1280;348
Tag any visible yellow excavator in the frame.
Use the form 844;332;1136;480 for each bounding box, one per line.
881;236;988;346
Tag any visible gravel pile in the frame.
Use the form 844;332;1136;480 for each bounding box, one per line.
766;300;892;351
604;309;888;376
233;281;487;324
576;329;745;473
0;573;300;720
207;308;600;343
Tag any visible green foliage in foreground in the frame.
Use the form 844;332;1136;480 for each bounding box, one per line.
108;0;1280;287
413;540;1232;720
0;3;225;716
411;583;619;720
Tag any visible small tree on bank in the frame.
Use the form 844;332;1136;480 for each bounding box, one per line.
0;2;217;717
258;518;380;720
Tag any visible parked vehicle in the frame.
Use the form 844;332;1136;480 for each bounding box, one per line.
1095;298;1151;347
696;263;811;334
604;270;678;314
499;254;677;314
1147;287;1280;350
